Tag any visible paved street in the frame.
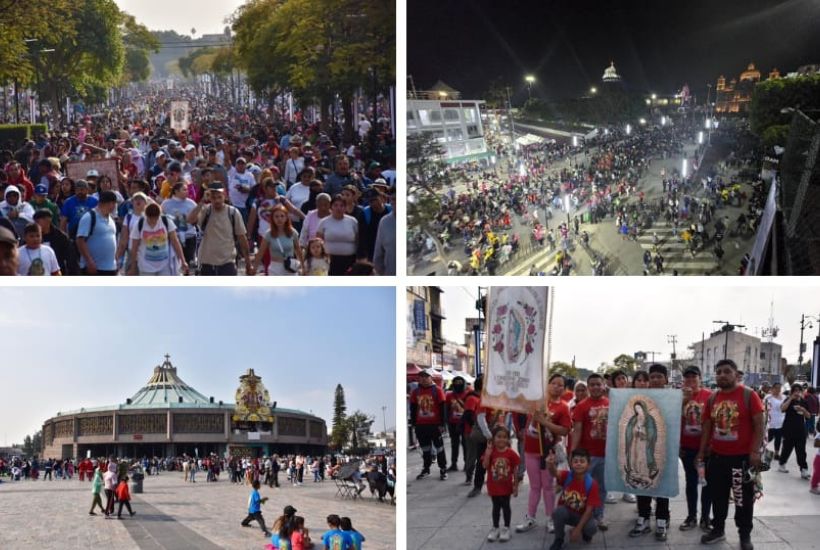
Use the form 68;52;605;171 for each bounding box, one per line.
0;472;395;550
407;435;820;549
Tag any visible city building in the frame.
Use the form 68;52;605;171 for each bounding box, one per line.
688;325;782;383
601;61;622;85
41;356;327;460
714;62;779;113
407;286;446;369
407;81;489;164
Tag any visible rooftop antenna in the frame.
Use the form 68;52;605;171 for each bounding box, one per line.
761;300;779;375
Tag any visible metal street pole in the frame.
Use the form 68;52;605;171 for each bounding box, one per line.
798;314;808;372
506;86;516;156
713;321;746;360
667;334;678;375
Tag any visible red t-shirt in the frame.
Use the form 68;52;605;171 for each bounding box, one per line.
523;400;572;455
572;396;609;457
557;469;601;515
463;393;481;436
680;387;713;449
446;390;469;425
703;386;764;456
411;385;446;425
486;446;520;496
560;390;574;403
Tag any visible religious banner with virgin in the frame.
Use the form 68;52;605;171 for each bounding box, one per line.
170;100;190;132
481;286;551;414
604;388;682;498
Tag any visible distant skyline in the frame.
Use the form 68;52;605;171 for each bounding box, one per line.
114;0;246;35
0;287;395;446
441;285;820;371
408;0;820;102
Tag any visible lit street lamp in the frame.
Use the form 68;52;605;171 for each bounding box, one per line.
698;131;704;144
639;118;647;125
682;158;688;178
590;86;597;95
651;93;657;100
525;75;535;100
625;123;632;135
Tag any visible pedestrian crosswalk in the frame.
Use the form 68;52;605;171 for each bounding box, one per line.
635;221;721;275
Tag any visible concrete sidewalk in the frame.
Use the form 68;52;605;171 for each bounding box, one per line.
407;435;820;549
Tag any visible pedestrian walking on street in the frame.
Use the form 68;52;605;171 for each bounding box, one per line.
115;476;136;519
777;383;811;479
241;480;271;537
409;369;448;481
88;467;105;515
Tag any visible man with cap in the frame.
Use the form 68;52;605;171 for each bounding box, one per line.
86;169;100;192
679;365;714;532
227;157;255;220
186;182;254;276
29;184;60;227
697;359;764;550
34;209;77;275
76;190;119;275
446;375;470;472
0;185;35;236
0;225;19;275
150;151;168;181
60;179;98;238
409;369;449;481
630;364;672;541
373;186;395;275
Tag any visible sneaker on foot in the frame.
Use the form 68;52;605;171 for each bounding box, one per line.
622;493;637;503
416;469;430;480
810;487;820;495
629;517;650;537
515;516;536;533
679;516;697;531
701;529;726;544
655;519;668;541
440;470;448;481
699;516;712;532
467;487;481;498
498;527;511;542
740;536;754;550
777;464;789;473
801;468;810;480
548;538;565;550
597;519;608;531
89;512;96;516
487;528;500;542
605;492;618;504
547;518;555;534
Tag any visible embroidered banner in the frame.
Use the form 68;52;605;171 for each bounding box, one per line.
605;388;682;498
170;100;190;132
481;287;550;413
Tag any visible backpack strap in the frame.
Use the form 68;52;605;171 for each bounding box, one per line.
563;470;573;491
584;473;593;495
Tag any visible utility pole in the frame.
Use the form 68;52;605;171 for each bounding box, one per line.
381;405;387;437
713;321;746;360
474;287;486;377
798;314;809;374
701;332;706;372
505;86;516;157
667;335;678;375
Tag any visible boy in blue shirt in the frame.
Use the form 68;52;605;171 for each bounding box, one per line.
340;517;365;550
241;480;272;537
322;514;352;550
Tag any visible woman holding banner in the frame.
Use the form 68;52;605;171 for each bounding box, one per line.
515;373;572;535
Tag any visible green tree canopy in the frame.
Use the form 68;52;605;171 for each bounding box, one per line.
749;74;820;138
549;361;578;379
120;12;160;84
0;1;73;85
330;383;349;450
612;354;638;375
345;410;375;454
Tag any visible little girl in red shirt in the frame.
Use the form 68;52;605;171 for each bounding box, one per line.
482;424;520;542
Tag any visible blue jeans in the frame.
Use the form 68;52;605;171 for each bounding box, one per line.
680;447;711;520
589;456;606;520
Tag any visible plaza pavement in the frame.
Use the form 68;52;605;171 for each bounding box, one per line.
407;434;820;550
0;471;395;550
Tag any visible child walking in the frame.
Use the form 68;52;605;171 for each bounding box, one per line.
303;238;330;275
241;480;272;537
89;467;105;515
482;425;520;542
115;476;136;519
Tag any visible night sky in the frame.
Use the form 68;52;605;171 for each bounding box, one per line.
408;0;820;103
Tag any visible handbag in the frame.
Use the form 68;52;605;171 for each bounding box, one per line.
273;234;301;273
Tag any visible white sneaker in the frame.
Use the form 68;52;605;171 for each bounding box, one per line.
801;468;810;480
498;527;511;542
547;518;555;533
623;493;637;503
778;464;789;473
487;528;500;542
515;516;536;532
605;492;618;504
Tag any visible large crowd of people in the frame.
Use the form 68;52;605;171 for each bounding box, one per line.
0;88;396;276
413;119;765;276
409;362;820;550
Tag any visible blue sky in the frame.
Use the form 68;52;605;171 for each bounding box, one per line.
0;287;395;445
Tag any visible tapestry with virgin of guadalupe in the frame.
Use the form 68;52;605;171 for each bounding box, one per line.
604;388;682;498
481;287;551;414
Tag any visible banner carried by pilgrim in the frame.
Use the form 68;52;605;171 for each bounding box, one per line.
604;388;682;498
481;286;552;414
170;101;190;132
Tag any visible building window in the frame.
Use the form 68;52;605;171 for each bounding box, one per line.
443;108;460;122
467;124;481;138
407;110;417;128
463;108;477;123
417;109;442;126
446;128;464;141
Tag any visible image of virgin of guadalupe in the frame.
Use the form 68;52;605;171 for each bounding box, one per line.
623;400;660;489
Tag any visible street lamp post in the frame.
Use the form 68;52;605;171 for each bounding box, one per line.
712;321;746;360
506;86;516;157
525;75;535;101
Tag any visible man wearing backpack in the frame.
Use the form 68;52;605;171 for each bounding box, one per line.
60;179;98;237
697;359;765;550
546;448;600;550
409;369;448;481
186;182;254;276
76;191;118;276
127;202;188;276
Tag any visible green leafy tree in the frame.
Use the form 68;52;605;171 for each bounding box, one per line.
120;12;160;84
407;132;450;232
345;410;375;455
549;361;578;379
750;74;820;137
330;384;349;450
612;354;638;375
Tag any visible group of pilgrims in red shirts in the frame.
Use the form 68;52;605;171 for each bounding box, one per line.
410;358;767;550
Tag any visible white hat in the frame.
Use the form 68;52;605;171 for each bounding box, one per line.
86;169;100;178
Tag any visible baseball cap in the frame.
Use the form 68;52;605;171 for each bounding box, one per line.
284;505;297;516
683;366;701;377
74;179;90;189
34;184;48;195
207;182;225;192
420;368;435;377
86;169;100;178
235;157;247;164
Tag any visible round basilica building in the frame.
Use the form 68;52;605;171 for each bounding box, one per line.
41;356;328;459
